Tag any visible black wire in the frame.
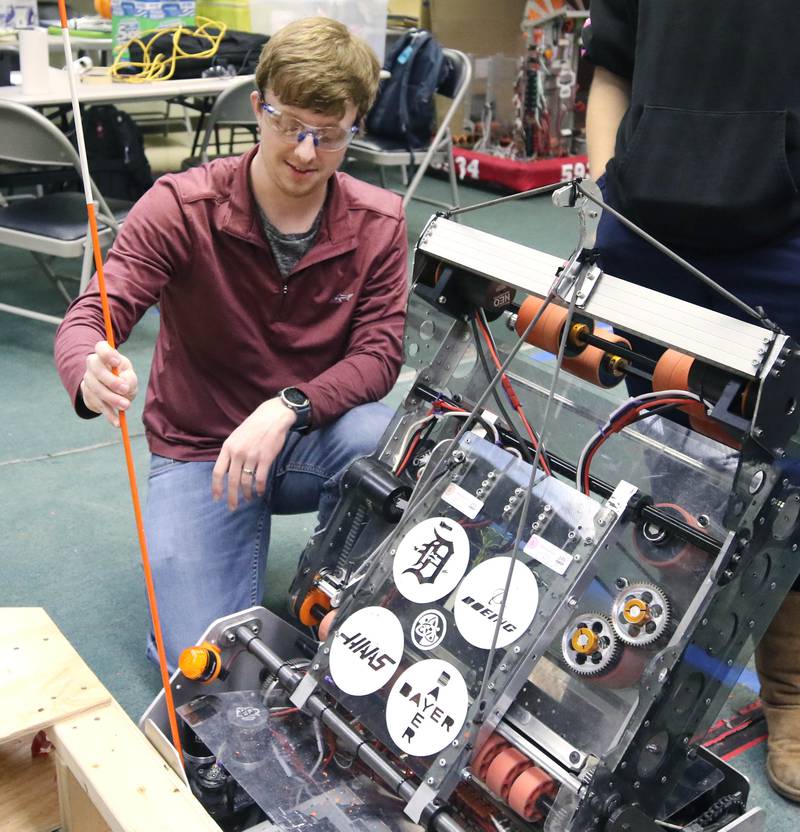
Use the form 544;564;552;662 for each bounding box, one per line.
470;316;535;466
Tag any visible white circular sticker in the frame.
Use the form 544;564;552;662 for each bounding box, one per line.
411;609;447;652
386;659;469;757
393;517;470;603
453;556;539;649
329;606;404;696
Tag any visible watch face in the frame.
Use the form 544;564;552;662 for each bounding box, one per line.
283;387;308;407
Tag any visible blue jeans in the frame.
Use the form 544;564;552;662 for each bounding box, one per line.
144;402;392;668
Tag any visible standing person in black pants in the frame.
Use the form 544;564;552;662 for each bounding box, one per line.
584;0;800;803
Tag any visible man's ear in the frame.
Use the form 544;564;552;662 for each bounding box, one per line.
250;90;262;119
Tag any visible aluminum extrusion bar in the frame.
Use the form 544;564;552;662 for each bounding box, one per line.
416;218;772;378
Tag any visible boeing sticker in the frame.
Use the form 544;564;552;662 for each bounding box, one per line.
454;556;539;649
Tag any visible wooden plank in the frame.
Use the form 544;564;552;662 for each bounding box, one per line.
0;608;110;744
51;701;222;832
56;755;111;832
0;733;59;832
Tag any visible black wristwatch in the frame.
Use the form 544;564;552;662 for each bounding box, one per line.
279;386;312;433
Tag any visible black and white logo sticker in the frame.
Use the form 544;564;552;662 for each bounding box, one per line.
393;517;470;603
454;556;539;649
329;606;404;696
411;609;447;652
386;659;468;757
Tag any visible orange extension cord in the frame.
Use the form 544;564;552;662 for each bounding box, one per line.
57;1;184;765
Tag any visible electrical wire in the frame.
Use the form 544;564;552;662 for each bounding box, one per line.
575;390;707;494
110;17;228;82
470;316;534;466
474;310;552;476
55;0;185;766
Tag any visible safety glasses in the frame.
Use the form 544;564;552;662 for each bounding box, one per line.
260;101;358;152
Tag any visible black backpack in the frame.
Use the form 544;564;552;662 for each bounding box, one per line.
125;29;268;81
76;105;154;201
366;30;453;149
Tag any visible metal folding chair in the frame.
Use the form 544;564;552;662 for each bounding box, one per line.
0;100;131;325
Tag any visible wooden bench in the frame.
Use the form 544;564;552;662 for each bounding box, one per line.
0;607;221;832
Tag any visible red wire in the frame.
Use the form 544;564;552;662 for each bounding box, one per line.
581;397;698;494
475;315;551;476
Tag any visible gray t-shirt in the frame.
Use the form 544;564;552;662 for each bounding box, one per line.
259;208;322;279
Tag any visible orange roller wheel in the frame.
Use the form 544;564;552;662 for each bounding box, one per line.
507;765;557;822
94;0;112;17
485;747;531;801
562;333;631;388
652;350;739;448
470;733;510;781
318;608;338;641
688;412;741;449
652;349;705;418
298;588;331;628
515;296;588;357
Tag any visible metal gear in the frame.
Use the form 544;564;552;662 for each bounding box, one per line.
611;582;671;647
561;612;620;676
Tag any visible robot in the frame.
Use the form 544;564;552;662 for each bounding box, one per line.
143;181;800;832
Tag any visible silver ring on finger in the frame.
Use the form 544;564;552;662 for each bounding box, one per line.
242;467;255;476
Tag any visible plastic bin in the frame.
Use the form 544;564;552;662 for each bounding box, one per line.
196;0;388;63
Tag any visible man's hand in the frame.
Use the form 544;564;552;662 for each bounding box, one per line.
80;340;139;428
212;398;297;510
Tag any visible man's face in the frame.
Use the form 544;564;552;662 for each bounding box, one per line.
250;89;358;201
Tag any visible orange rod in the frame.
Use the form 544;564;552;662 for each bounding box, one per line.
66;53;184;764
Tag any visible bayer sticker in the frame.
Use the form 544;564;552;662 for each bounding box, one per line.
453;556;539;649
393;517;470;603
329;606;404;696
411;609;447;651
385;659;468;757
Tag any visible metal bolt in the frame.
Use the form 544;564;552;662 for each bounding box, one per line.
225;632;236;644
513;646;521;654
487;471;496;479
754;427;764;438
503;504;512;513
437;295;447;305
323;647;330;654
427;777;434;785
567;530;576;540
569;751;580;764
747;619;756;629
488;682;495;690
312;663;320;671
250;622;259;633
476;489;484;498
439;758;447;767
452;739;459;748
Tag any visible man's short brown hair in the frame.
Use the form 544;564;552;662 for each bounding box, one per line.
255;17;381;120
